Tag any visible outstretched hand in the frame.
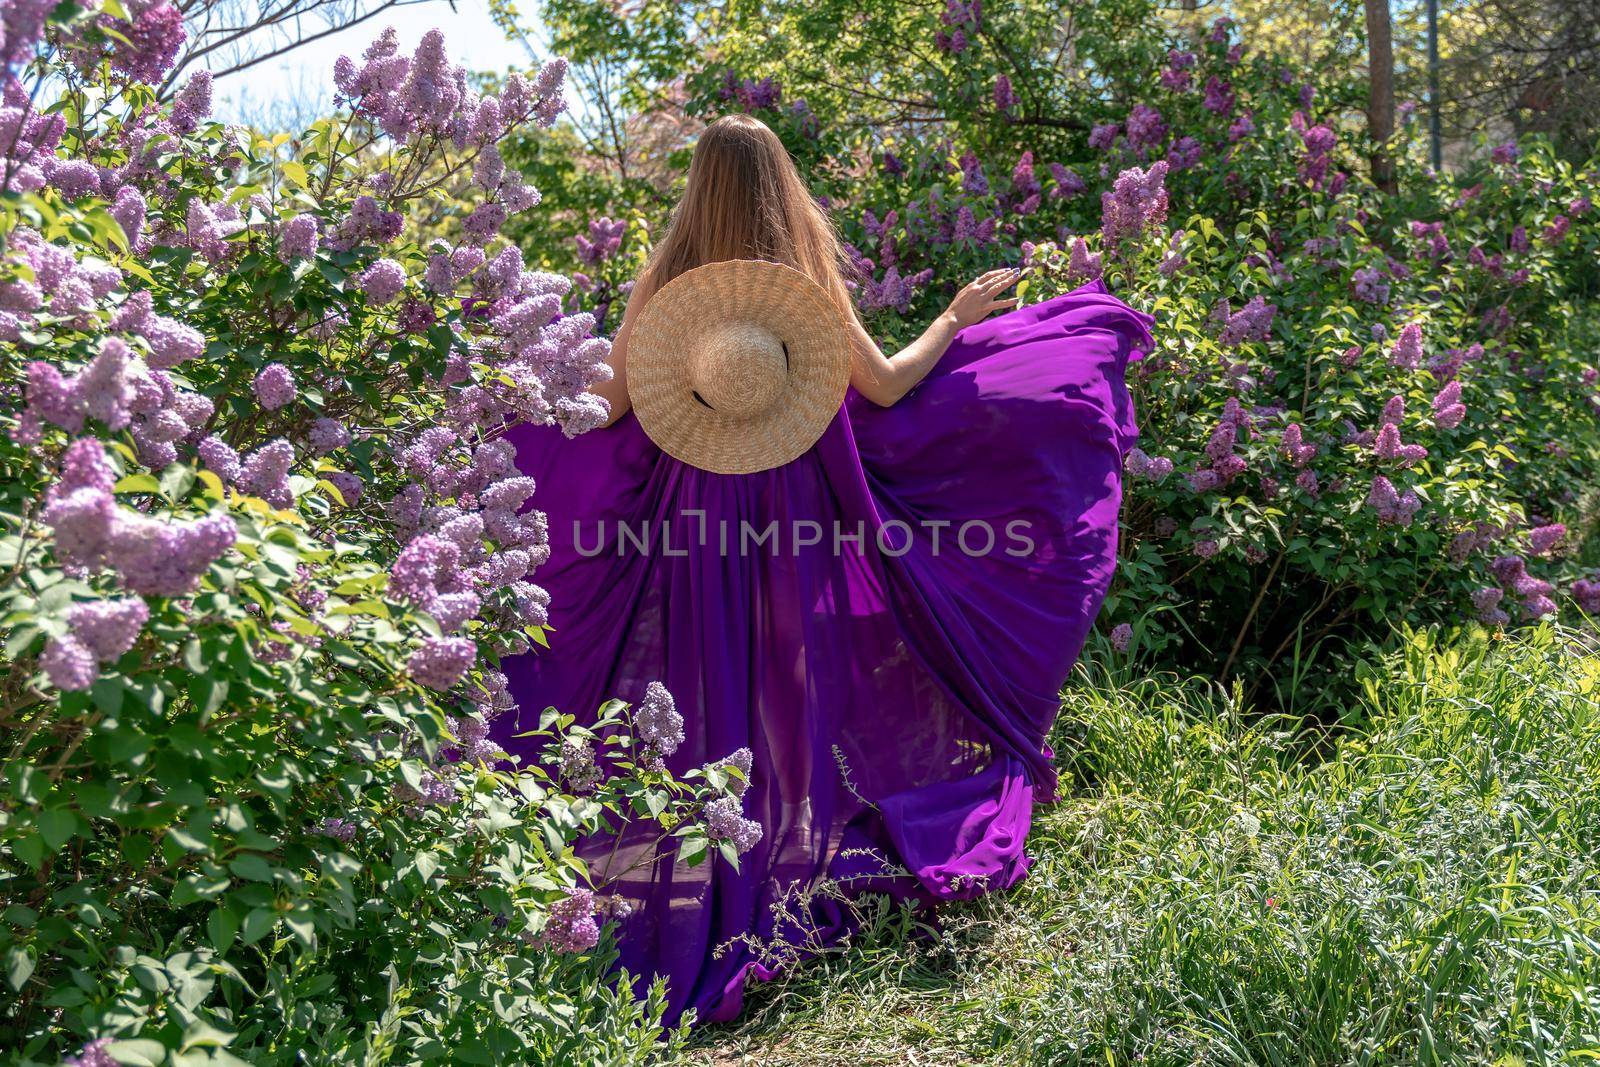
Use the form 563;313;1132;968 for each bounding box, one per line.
945;267;1024;329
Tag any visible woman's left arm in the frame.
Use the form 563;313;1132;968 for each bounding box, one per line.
847;268;1022;407
587;270;660;428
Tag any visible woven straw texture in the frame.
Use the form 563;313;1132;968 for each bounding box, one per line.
627;259;851;475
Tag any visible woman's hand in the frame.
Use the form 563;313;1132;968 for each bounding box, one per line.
944;268;1024;329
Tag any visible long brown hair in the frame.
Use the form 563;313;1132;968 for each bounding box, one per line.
643;114;852;312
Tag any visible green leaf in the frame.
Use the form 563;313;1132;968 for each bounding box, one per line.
172;872;230;906
37;808;77;850
12;834;44;871
240;907;278;947
4;945;35;991
113;473;162;496
228;854;274;882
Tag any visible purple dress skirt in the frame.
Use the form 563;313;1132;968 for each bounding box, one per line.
492;280;1154;1024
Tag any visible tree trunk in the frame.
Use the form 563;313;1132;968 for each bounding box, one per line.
1364;0;1397;193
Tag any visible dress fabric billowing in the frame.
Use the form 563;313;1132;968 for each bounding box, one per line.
492;280;1154;1024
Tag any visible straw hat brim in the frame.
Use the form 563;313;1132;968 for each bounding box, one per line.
627;259;852;475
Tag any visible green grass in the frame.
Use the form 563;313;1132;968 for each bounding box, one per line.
675;627;1600;1065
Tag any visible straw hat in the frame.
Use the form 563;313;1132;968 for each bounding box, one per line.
627;259;852;475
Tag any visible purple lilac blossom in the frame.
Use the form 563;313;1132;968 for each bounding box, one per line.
536;887;601;953
408;636;475;690
1109;623;1132;652
68;597;148;660
359;257;407;305
253;363;296;410
1100;162;1168;245
705;795;763;854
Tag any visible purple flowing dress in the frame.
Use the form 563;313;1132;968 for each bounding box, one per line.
493;279;1154;1024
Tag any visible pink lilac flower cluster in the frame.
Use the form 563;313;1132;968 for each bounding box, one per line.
316;817;359;843
1410;220;1451;261
1109;622;1133;652
278;214;319;262
959;151;989;196
951;204;997;245
1048;163;1085;200
1541;215;1570;245
442;244;613;435
196;435;298;507
41;596;150;691
633;680;685;770
0;227;122;347
407;636;476;690
1064;237;1102;284
858;264;935;314
1352;266;1390;305
1187;398;1252;491
1124;447;1173;482
1202;76;1234;116
22;337;214;466
1388;322;1425;369
993;74;1018;115
1369;399;1426;470
1159;49;1196;92
1431;380;1466;429
704;795;763;854
1124;104;1166;152
1293;112;1337;188
1166;136;1202;172
1279;423;1317;468
715;747;753;795
576;217;626;264
528;887;601;954
1088;122;1120;151
394;768;456;813
70;0;186;84
718;72;781;111
1471;586;1508;625
1365;475;1420;526
1100;162;1168;246
935;0;980;55
41;440;236;602
558;735;601;793
333;31;562;251
1489;555;1556;619
1157;230;1186;275
383;443;554;650
1570;577;1600;616
63;1039;118;1067
1008;151;1040;214
1217;295;1275;347
253;363;296;410
1527;523;1566;556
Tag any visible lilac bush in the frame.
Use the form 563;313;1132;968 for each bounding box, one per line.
521;0;1600;711
0;12;745;1062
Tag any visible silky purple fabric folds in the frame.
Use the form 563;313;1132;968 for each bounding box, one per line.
493;280;1154;1023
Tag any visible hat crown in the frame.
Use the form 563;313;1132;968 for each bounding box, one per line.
689;321;787;419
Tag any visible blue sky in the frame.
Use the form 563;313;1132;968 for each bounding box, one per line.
210;0;539;126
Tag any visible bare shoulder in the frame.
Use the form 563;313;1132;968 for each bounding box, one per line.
626;268;661;314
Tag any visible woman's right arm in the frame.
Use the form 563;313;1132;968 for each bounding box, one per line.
846;268;1022;407
588;271;659;428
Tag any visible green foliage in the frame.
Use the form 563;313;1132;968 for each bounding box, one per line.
0;26;748;1065
686;626;1600;1063
506;0;1600;712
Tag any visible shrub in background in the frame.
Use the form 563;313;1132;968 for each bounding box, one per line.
512;0;1600;713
